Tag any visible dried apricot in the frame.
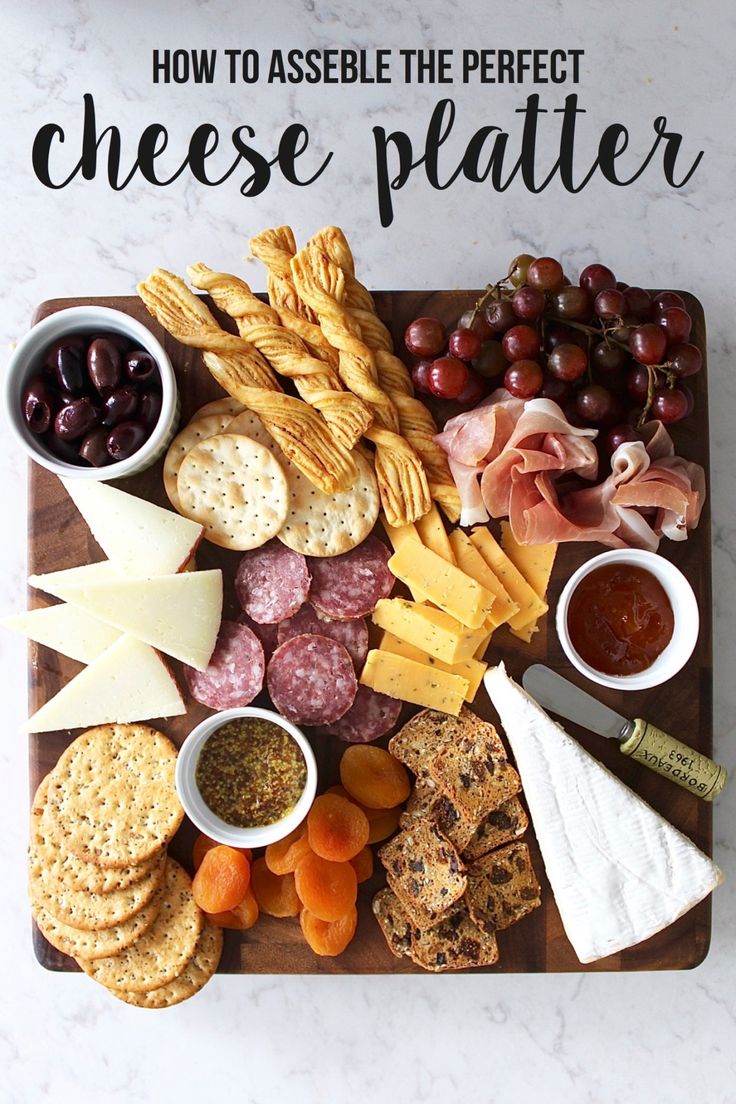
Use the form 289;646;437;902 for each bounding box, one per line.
349;846;374;884
207;887;259;930
192;833;251;871
366;806;402;844
300;905;358;956
294;852;357;922
251;857;300;917
339;746;411;809
265;825;313;875
192;845;251;913
307;794;369;862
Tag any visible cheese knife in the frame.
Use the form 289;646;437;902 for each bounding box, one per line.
522;664;728;802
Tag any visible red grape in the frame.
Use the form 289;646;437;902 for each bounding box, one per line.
658;306;692;347
623;286;652;320
405;317;446;358
551;286;591;321
539;375;571;403
473;340;507;378
448;327;482;361
605;424;641;455
627;365;651;404
630;324;667;365
458;309;494;342
668;343;702;378
428;356;469;399
576;384;616;423
610;324;632;344
504;360;543;398
545;323;587;352
580;264;617;296
548;343;588;382
592;341;628;373
652;386;689;423
485;300;517;334
594;288;625;320
511;285;545;321
527;257;565;292
411;360;433;395
502;324;540;362
455;372;486;406
652;291;685;313
507;254;535;287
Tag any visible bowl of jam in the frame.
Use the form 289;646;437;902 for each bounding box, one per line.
175;707;318;848
556;549;699;690
5;306;180;479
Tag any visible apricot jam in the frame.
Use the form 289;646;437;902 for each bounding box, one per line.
567;563;674;676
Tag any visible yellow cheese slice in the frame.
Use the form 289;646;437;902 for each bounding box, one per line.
469;529;548;631
415;503;456;564
382;517;423;600
474;629;494;661
25;635;186;733
360;649;468;716
372;599;488;664
2;603;121;664
387;541;494;629
500;521;557;598
379;630;487;702
448;529;518;628
44;570;223;671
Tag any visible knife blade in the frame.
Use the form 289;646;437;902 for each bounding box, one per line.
522;664;727;802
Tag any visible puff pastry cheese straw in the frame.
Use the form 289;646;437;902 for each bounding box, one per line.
137;269;357;495
186;263;372;453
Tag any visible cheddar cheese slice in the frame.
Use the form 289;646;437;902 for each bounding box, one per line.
387;541;494;629
415;503;456;564
448;529;518;628
379;630;487;702
500;521;558;598
382;517;423;600
469;528;548;632
372;599;489;664
360;649;468;716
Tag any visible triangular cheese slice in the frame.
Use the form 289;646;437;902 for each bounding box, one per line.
29;560;123;596
48;570;223;671
2;604;121;664
60;478;203;576
484;663;722;964
25;636;186;733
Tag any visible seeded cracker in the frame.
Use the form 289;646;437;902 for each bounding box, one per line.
462;798;529;862
109;922;223;1008
409;901;499;973
389;707;474;781
372;887;414;959
163;412;236;512
177;433;288;550
465;842;542;933
33;876;165;960
428;716;521;823
379;822;466;929
44;724;183;869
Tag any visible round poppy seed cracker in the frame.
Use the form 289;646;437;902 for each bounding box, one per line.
77;860;204;993
195;397;244;420
33;874;165;960
224;409;273;447
163;412;236;512
177;433;288;551
30;776;163;895
102;921;223;1008
44;724;183;869
276;447;379;557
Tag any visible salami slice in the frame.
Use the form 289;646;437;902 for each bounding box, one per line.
237;612;280;661
324;685;402;743
236;541;311;624
307;535;394;621
183;620;265;710
267;634;357;726
276;603;369;672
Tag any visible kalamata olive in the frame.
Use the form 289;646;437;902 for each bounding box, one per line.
52;344;86;395
102;385;138;427
106;420;148;461
88;337;122;396
42;430;84;464
126;349;157;384
139;388;163;428
22;375;57;434
44;335;85;372
78;426;112;467
91;331;131;354
54;397;100;440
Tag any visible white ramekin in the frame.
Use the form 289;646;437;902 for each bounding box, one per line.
175;706;318;848
4;305;180;479
556;548;700;691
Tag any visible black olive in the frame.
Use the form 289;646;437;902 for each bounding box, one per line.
88;337;122;396
52;344;86;395
106;420;148;461
22;375;57;435
102;385;139;427
138;388;163;428
125;349;158;384
54;397;100;440
78;426;112;467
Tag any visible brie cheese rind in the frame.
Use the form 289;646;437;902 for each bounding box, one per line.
484;663;723;964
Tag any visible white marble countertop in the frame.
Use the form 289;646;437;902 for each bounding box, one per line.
2;2;735;1101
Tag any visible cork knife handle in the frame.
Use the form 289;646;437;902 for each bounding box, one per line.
620;719;728;802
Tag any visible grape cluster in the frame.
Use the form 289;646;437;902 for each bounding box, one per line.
403;255;701;453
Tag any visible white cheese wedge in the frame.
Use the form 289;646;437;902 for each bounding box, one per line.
2;604;121;664
25;635;186;733
60;478;203;576
483;663;723;964
29;560;123;596
47;570;223;671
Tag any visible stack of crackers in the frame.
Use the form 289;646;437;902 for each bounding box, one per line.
29;723;222;1008
372;707;541;972
165;397;380;558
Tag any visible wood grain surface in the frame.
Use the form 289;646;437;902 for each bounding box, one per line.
26;290;712;974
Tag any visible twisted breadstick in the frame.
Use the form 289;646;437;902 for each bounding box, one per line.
306;226;461;522
186;264;372;452
137;269;357;495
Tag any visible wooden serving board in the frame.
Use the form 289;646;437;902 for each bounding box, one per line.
27;291;712;974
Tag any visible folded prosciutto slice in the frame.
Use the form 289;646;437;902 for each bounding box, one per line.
435;391;705;549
